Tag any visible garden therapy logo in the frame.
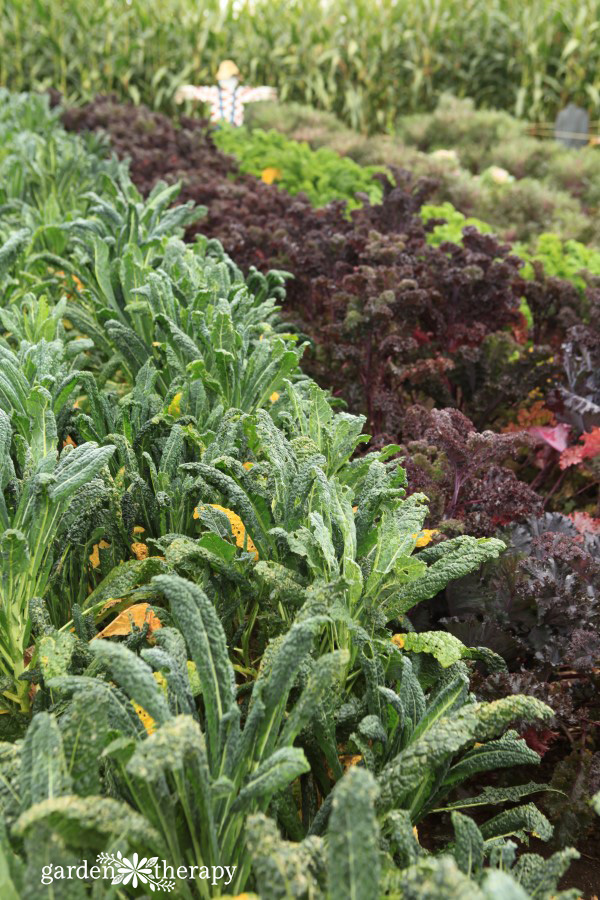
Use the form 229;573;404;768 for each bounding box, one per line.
40;852;237;891
98;853;175;891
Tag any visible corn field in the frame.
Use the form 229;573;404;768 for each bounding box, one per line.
2;0;600;132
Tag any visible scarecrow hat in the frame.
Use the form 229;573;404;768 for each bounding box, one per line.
216;60;240;80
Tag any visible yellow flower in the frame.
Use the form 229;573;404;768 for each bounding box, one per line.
168;392;182;416
269;391;280;404
242;461;254;470
131;542;149;560
391;634;405;649
412;529;439;547
261;167;281;185
194;504;258;560
133;525;145;534
413;825;419;842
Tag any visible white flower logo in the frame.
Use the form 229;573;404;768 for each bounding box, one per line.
97;852;175;892
114;852;154;887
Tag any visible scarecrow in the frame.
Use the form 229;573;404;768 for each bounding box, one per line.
175;60;277;126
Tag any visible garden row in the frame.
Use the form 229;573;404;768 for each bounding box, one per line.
4;0;600;130
213;103;600;286
245;94;600;248
62;97;600;520
59;94;600;869
2;90;593;897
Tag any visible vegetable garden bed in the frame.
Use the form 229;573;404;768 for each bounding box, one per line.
0;89;599;897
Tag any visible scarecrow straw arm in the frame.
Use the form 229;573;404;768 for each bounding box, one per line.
242;86;278;102
174;85;217;104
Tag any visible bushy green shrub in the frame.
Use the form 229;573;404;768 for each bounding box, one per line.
476;177;593;244
490;135;563;181
395;94;525;171
545;148;600;209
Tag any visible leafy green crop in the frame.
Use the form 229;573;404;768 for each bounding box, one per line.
0;90;584;897
515;232;600;294
213;124;384;209
0;587;568;898
420;201;600;302
420;201;494;246
0;91;112;259
0;336;115;712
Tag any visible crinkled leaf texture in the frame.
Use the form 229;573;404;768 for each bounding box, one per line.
396;631;506;672
328;767;380;900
